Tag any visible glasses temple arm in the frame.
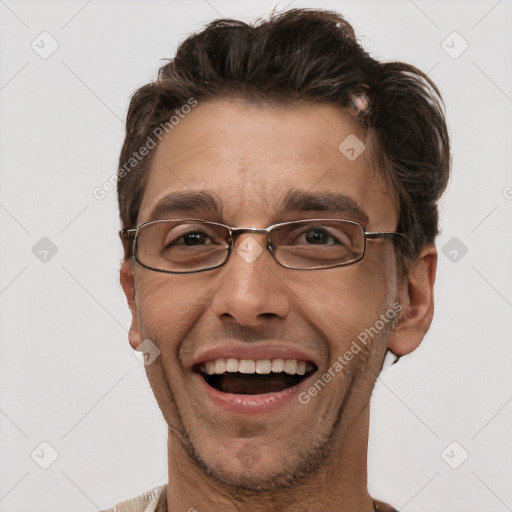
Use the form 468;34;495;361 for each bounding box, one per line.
365;232;409;241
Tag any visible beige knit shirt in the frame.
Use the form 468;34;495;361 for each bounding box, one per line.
103;485;398;512
102;485;166;512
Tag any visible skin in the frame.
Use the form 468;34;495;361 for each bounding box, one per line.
120;99;437;512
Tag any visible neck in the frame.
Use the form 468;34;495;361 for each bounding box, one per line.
165;406;374;512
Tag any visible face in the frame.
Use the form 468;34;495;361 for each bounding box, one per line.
123;99;403;491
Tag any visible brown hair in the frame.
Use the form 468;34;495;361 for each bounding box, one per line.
117;8;450;277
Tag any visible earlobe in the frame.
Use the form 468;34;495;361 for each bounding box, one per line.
120;259;143;350
388;245;438;356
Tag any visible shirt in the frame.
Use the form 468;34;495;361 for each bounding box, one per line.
101;485;166;512
102;485;398;512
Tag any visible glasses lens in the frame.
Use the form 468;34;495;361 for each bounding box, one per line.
136;220;229;273
271;220;364;269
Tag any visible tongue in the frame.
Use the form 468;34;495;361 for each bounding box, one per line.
206;372;301;394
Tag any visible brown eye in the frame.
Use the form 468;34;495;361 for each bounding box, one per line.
304;228;336;245
287;225;351;247
176;232;211;246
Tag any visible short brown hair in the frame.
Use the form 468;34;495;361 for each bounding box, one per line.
117;8;450;277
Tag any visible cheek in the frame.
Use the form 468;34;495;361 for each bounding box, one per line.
135;274;204;358
292;260;393;347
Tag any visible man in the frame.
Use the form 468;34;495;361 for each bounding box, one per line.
106;7;450;512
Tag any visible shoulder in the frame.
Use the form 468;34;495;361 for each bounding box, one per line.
101;485;166;512
373;499;398;512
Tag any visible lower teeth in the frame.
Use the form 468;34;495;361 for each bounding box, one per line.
202;371;306;395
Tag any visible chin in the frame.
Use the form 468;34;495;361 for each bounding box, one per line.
203;460;305;492
189;433;337;493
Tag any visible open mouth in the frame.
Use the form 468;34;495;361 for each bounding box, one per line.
193;358;317;395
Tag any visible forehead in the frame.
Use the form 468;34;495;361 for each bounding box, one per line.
138;99;396;229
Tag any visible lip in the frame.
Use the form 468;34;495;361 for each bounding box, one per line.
195;370;316;415
192;343;318;367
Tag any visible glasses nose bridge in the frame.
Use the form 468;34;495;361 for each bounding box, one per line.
229;226;271;247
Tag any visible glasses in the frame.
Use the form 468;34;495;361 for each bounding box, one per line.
119;218;408;274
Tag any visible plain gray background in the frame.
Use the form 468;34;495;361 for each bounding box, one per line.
1;1;511;511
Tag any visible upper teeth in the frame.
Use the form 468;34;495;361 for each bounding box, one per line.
201;358;312;376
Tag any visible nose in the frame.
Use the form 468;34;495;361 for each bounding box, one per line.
210;233;290;326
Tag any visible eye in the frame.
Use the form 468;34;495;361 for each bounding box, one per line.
304;227;336;245
288;225;350;246
164;226;218;248
177;231;212;246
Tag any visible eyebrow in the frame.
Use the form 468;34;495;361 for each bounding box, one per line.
146;191;223;222
280;188;369;226
144;189;369;226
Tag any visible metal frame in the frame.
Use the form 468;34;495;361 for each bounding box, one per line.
119;218;408;274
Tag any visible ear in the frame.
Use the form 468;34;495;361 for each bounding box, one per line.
120;259;143;350
388;245;437;356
